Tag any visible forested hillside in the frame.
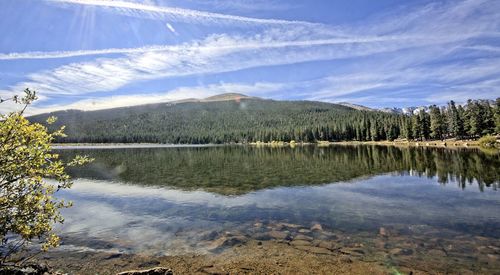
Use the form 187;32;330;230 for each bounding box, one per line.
29;94;500;144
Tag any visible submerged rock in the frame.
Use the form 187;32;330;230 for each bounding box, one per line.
253;233;272;241
294;234;313;241
487;254;500;261
295;246;333;255
201;230;220;241
197;265;228;275
105;253;123;260
138;260;161;268
317;240;337;250
298;229;311;234
339;247;366;257
290;240;312;247
117;267;173;275
389;248;402;255
340;256;353;263
389;248;414;256
253;222;263;228
268;230;289;240
426;249;447;257
379;227;388;237
311;223;323;231
207;235;247;252
277;222;301;229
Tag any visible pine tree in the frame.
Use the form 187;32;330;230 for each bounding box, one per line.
429;105;445;140
447;101;465;139
420;111;431;140
482;101;495;135
456;105;466;139
404;118;413;140
387;124;398;141
467;100;484;137
370;119;379;141
412;114;422;141
495;98;500;134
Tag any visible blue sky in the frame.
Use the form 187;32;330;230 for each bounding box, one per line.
0;0;499;114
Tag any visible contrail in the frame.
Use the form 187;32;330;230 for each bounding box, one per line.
49;0;320;26
0;46;175;60
0;36;399;60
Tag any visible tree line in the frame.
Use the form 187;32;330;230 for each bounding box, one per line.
29;97;500;144
405;99;500;141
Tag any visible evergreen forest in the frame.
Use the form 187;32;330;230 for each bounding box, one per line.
29;96;500;144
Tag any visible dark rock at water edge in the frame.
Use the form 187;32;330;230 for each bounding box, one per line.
138;260;161;268
117;267;173;275
0;263;49;275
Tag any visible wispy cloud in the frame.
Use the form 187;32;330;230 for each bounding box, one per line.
313;55;500;103
5;29;427;96
184;0;299;12
3;0;500;111
23;50;500;114
0;34;402;60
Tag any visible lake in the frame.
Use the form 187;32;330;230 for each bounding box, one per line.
53;145;500;273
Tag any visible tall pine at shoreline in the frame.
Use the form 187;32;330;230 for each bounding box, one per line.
495;98;500;134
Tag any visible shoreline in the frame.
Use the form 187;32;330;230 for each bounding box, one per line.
51;143;225;149
52;139;484;150
332;139;480;149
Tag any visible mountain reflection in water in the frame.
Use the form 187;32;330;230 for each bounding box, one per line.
54;145;500;273
61;145;499;194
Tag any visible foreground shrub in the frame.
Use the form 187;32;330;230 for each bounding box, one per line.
478;135;498;149
0;89;92;263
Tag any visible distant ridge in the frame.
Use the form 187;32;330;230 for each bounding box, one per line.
30;94;402;144
169;93;257;104
337;102;374;112
203;93;254;102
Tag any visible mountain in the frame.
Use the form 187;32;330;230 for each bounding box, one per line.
29;93;404;144
337;102;375;112
203;93;254;101
380;107;404;114
337;102;406;114
168;93;256;104
339;103;419;115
